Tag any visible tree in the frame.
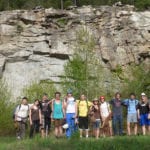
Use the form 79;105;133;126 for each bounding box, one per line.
62;27;104;99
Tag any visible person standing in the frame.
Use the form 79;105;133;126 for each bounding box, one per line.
137;93;150;135
39;93;52;138
123;93;139;136
110;92;123;136
77;94;93;138
51;92;65;138
64;90;77;138
29;99;42;138
100;96;113;137
90;98;101;139
15;97;29;139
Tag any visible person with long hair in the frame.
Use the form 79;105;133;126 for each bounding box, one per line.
51;92;65;138
90;98;101;139
137;93;150;135
29;99;42;138
100;96;113;137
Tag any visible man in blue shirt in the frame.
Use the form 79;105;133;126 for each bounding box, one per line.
123;93;139;135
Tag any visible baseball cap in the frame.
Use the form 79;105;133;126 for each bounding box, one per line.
67;89;73;94
141;92;146;96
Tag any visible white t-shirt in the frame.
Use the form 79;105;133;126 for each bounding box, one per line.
100;102;110;117
15;104;30;121
66;97;76;113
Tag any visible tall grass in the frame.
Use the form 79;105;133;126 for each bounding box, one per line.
0;135;150;150
0;80;15;136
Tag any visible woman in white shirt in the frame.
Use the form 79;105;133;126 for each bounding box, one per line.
100;96;113;137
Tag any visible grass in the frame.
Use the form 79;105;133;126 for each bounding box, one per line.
0;135;150;150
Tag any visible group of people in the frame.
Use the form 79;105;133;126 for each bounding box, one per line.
13;91;150;140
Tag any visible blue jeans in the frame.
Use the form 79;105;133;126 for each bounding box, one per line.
66;113;77;137
112;115;123;135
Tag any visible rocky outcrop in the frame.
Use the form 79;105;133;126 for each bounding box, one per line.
0;5;149;100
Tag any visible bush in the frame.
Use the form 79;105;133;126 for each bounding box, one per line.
23;80;57;102
121;64;150;98
0;80;15;135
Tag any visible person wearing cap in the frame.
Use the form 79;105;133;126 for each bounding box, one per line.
122;93;139;136
76;94;93;138
90;98;101;139
109;92;123;136
100;96;113;137
64;89;77;138
137;93;150;135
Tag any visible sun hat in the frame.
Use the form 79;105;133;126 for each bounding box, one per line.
93;98;99;101
141;92;146;96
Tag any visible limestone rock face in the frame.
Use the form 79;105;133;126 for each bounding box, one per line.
0;5;149;100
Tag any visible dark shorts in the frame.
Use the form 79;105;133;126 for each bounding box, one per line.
41;114;51;130
140;114;150;126
78;117;88;130
54;119;63;127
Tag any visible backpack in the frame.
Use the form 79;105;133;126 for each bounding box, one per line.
12;104;29;120
127;99;138;111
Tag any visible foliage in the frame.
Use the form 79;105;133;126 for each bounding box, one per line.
23;80;57;102
122;64;150;97
62;28;97;99
0;80;14;135
56;18;68;27
62;27;115;100
0;0;149;11
134;0;150;10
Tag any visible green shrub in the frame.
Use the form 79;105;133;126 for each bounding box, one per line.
0;80;15;135
23;80;57;102
122;64;150;97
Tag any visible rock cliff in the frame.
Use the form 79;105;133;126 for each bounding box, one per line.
0;5;149;99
